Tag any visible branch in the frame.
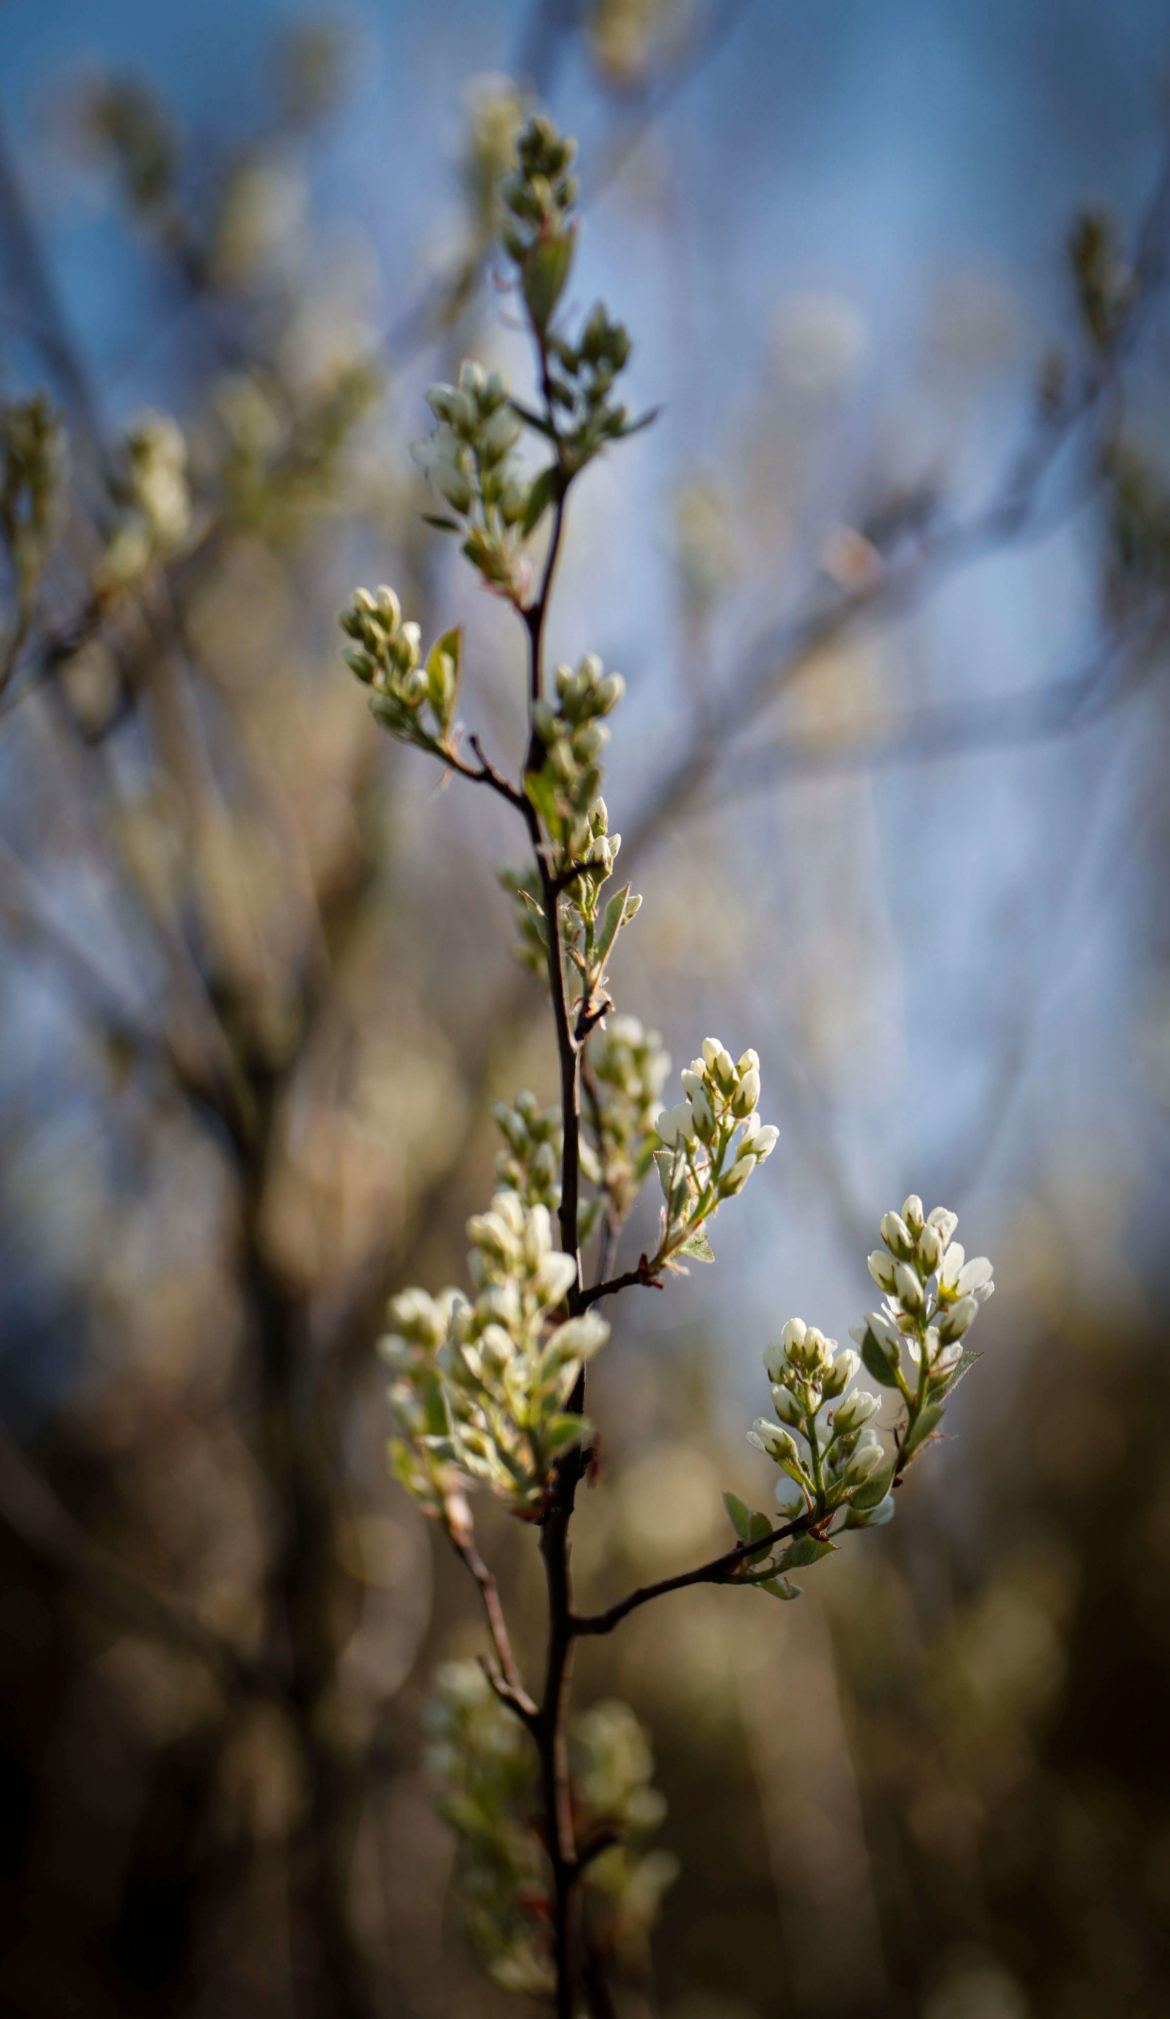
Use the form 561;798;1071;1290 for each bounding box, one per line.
448;1513;538;1723
579;1254;664;1309
571;1509;813;1637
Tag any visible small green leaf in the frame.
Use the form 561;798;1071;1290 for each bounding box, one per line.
615;404;662;438
420;512;461;533
722;1490;753;1543
521;465;559;538
594;882;631;970
861;1327;903;1390
758;1576;802;1601
653;1148;677;1201
930;1348;979;1403
777;1534;836;1572
902;1402;944;1457
678;1230;714;1264
849;1458;896;1512
522;225;577;333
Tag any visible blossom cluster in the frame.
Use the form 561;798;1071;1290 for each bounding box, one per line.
730;1199;995;1602
854;1194;995;1402
492;1088;602;1239
413;360;536;601
587;1013;672;1221
98;410;191;592
422;1659;551;1998
380;1192;608;1515
544;302;645;475
340;585;460;751
528;654;625;866
749;1319;889;1525
652;1039;779;1264
424;1662;675;1997
498;115;578;334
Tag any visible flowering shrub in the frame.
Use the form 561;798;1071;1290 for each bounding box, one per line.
340;115;995;2016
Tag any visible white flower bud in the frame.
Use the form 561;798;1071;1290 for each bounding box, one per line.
880;1210;914;1257
901;1193;924;1232
916;1223;944;1274
833;1387;881;1434
752;1124;779;1160
762;1340;786;1383
748;1419;800;1465
894;1261;925;1311
939;1294;978;1342
867;1249;898;1292
781;1318;807;1351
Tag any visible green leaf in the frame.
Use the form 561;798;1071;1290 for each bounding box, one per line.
902;1402;944;1457
594;882;631;971
521;465;559;538
722;1490;753;1543
522;225;577;333
678;1229;714;1264
777;1534;836;1572
849;1458;896;1512
861;1326;903;1390
758;1576;802;1601
930;1348;980;1403
615;404;662;438
420;512;461;533
653;1148;677;1201
509;397;558;441
544;1413;589;1457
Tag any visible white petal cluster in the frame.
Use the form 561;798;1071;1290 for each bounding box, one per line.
339;585;459;749
653;1039;778;1261
530;655;626;870
98;409;191;590
588;1014;671;1218
853;1194;995;1389
749;1316;889;1523
379;1192;608;1514
414;360;525;517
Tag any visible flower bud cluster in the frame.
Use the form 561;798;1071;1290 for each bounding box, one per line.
749;1317;890;1526
652;1039;779;1263
545;302;643;474
380;1192;608;1514
499;117;578;336
0;394;64;622
571;1700;679;1955
529;655;625;863
340;586;460;750
852;1195;994;1399
424;1664;675;1996
460;75;528;240
587;1014;672;1220
422;1659;552;1998
413;361;535;600
493;1090;563;1211
492;1090;604;1238
98;410;190;591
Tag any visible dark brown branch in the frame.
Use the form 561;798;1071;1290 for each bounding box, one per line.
579;1254;664;1309
448;1518;538;1723
571;1510;812;1638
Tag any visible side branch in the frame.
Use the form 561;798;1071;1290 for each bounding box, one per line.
448;1518;538;1723
579;1254;664;1309
571;1510;813;1637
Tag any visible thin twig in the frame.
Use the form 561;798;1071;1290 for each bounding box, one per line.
571;1509;812;1637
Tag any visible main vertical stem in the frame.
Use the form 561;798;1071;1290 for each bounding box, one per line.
522;430;586;2012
